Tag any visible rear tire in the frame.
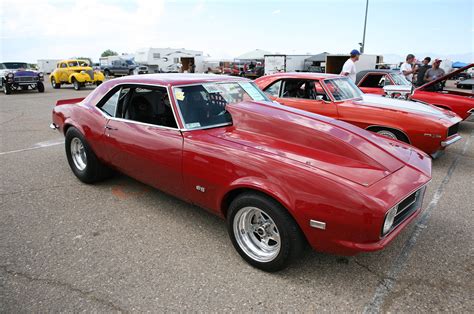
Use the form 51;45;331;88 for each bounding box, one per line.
65;127;112;183
37;82;45;93
104;69;111;78
72;78;81;90
227;192;305;272
51;77;61;89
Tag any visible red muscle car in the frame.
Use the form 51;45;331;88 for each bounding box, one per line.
51;74;431;271
256;73;462;158
356;64;474;120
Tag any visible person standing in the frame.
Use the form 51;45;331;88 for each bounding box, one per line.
400;54;417;83
423;59;445;91
340;49;360;82
416;57;431;86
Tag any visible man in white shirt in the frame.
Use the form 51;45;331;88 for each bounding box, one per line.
400;54;417;83
340;49;360;82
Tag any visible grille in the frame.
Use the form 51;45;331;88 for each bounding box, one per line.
86;70;94;80
14;76;38;83
447;123;459;137
392;187;425;229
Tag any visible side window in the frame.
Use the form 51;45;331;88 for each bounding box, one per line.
359;74;385;87
60;63;67;68
264;80;282;97
99;89;122;116
122;87;178;128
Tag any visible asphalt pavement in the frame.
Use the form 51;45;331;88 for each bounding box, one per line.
0;82;473;312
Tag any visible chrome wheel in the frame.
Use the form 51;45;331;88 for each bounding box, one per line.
233;206;281;263
377;130;397;140
70;137;87;171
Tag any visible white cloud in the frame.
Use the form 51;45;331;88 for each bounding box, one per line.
272;9;281;15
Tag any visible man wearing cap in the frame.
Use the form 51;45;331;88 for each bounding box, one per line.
400;54;417;83
423;59;445;91
415;57;431;87
341;49;360;82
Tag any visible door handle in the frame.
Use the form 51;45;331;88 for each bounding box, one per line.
105;125;118;131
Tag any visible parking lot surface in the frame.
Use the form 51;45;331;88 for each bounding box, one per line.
1;84;473;312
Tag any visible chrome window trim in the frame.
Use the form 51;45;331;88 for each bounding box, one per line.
171;80;267;132
93;82;182;131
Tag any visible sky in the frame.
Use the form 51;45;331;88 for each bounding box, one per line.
1;0;473;63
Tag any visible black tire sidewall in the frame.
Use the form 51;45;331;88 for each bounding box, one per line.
37;82;45;92
72;78;80;90
227;193;303;272
65;128;102;183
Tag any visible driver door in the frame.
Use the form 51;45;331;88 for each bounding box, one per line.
274;79;338;119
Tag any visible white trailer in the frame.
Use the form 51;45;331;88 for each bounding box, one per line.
325;54;383;74
37;59;60;74
135;48;204;73
264;55;308;74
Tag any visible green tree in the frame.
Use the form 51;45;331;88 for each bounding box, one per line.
101;49;119;57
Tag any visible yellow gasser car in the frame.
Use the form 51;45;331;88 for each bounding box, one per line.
50;60;105;90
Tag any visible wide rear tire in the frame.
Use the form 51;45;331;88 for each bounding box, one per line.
227;192;305;272
65;127;112;183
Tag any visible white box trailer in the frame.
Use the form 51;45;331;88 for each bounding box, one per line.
325;54;383;74
135;48;204;73
37;59;60;74
264;55;308;74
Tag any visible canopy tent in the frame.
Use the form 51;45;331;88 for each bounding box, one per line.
452;61;469;68
304;52;330;62
235;49;272;61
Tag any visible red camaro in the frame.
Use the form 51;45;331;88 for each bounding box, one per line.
51;74;431;271
256;73;462;158
356;64;474;120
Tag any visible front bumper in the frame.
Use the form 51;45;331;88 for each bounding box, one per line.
441;134;462;147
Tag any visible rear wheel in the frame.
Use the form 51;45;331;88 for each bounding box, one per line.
72;78;81;90
65;127;112;183
51;77;61;89
104;69;111;78
37;82;45;93
227;192;305;272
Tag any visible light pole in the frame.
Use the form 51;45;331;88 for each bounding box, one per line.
361;0;369;53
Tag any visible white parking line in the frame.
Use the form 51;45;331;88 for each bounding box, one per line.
0;138;64;156
363;131;473;313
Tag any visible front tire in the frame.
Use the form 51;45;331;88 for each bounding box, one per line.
3;83;12;94
51;77;61;89
37;82;45;93
72;78;81;90
65;127;112;183
369;127;409;143
227;192;305;272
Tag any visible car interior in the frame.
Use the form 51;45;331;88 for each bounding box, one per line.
281;79;330;101
359;73;388;87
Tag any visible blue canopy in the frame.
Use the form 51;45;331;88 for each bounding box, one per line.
452;61;468;68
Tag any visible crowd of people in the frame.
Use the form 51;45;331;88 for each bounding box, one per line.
341;50;445;87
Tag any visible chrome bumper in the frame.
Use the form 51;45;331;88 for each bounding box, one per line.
441;134;462;147
49;123;59;130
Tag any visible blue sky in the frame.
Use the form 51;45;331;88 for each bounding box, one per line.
1;0;473;63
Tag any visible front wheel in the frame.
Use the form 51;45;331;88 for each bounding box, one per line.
95;81;102;86
3;82;12;95
51;77;61;89
65;127;113;183
72;78;81;90
227;192;305;272
37;82;45;93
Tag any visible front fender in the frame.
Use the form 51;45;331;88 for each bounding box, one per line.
94;72;105;81
69;73;89;83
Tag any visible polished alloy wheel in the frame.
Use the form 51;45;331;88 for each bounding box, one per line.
70;137;87;171
377;130;397;140
233;206;281;262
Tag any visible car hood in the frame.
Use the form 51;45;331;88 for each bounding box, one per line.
356;94;458;119
417;63;474;91
219;101;430;187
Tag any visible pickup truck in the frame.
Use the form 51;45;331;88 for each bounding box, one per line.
100;58;148;77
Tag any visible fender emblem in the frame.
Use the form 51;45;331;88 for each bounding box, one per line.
195;185;206;193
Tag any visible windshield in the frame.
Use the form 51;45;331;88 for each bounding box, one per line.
324;77;363;101
2;62;28;70
126;60;136;65
174;81;269;130
391;73;411;85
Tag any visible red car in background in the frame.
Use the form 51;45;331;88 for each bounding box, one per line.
51;74;431;271
356;64;474;120
255;73;462;158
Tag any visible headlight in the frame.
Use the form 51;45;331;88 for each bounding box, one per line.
38;72;44;77
382;205;398;235
7;72;13;77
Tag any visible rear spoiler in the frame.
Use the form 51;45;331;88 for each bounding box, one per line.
55;97;85;106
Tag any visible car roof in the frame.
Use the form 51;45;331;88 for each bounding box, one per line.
355;69;400;84
262;72;342;80
110;73;251;86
